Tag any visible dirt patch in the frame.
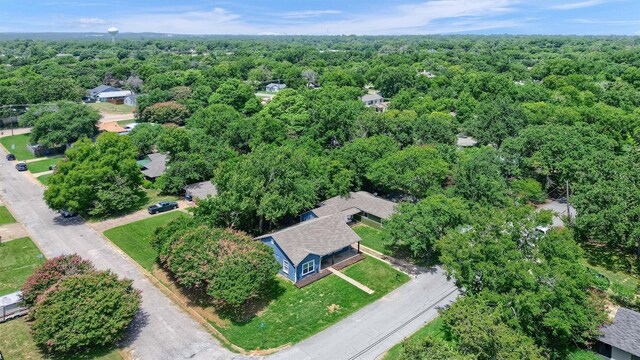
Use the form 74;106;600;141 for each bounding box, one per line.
327;304;341;314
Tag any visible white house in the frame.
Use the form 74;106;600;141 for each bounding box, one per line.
266;83;287;92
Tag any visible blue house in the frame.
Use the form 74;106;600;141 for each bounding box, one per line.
257;191;397;284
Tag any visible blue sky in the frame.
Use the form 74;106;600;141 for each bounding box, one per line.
1;0;639;35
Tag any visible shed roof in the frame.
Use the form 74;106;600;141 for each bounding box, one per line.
256;215;360;266
456;136;478;147
361;93;383;102
184;181;218;199
141;153;167;179
311;191;396;220
600;307;640;356
98;90;132;98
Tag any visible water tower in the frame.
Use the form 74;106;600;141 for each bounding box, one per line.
107;27;119;43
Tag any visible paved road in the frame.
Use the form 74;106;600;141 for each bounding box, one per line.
0;149;239;360
270;265;458;360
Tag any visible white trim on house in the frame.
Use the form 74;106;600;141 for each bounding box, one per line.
282;260;290;274
301;260;315;276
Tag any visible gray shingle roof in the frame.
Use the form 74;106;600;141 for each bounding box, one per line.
256;215;361;266
361;93;383;102
600;307;640;356
89;85;119;95
311;191;396;220
183;181;218;199
141;153;167;179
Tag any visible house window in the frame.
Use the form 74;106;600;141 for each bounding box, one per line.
301;261;315;276
282;260;290;274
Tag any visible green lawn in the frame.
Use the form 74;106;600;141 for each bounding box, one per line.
353;224;392;255
0;237;45;296
0;317;122;360
217;257;409;350
342;256;409;293
27;156;63;174
37;173;53;186
104;211;186;271
0;133;35;160
383;317;445;360
0;206;16;225
88;102;134;115
141;188;181;209
117;119;136;126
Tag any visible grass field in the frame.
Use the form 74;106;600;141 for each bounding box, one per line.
88;102;134;115
117;119;136;126
0;206;16;225
217;256;409;350
0;317;122;360
383;317;445;359
37;173;53;186
27;157;63;174
0;237;45;296
104;211;186;271
0;133;35;160
353;224;391;255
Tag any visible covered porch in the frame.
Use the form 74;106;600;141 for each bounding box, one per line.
320;244;362;270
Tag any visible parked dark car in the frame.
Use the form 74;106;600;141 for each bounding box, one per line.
59;209;78;218
15;162;27;171
6;153;15;161
148;201;178;214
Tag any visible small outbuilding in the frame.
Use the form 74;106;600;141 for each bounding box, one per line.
184;181;218;201
1;291;27;322
124;94;139;106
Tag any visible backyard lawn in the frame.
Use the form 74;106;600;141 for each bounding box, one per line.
27;156;63;174
37;173;53;186
117;119;136;126
0;237;45;296
88;102;134;115
0;317;122;360
216;256;409;350
0;133;35;160
0;205;16;225
104;211;186;271
353;224;392;255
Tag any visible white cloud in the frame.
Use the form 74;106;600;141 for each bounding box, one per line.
76;18;107;25
550;0;611;10
279;10;341;19
55;1;524;35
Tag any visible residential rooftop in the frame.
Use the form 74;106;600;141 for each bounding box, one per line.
600;307;640;357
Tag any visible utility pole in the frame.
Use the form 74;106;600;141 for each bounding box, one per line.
566;180;571;223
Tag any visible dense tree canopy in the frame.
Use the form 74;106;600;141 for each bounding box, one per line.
44;133;143;216
152;217;278;307
22;101;99;147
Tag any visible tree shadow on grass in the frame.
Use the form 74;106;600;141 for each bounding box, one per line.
154;265;286;326
582;241;639;277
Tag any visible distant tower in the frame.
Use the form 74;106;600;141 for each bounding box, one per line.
107;27;119;43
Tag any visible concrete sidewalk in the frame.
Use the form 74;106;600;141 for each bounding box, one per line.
328;267;375;294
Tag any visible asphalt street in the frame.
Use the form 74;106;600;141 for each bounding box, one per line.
0;148;239;360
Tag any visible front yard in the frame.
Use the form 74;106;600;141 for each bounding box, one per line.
88;102;134;115
216;256;409;350
0;133;36;160
103;211;186;271
27;156;63;174
103;211;410;352
0;237;45;296
0;317;122;360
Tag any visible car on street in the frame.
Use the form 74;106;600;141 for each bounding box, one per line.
59;209;78;218
148;201;178;214
6;153;15;161
15;162;27;171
